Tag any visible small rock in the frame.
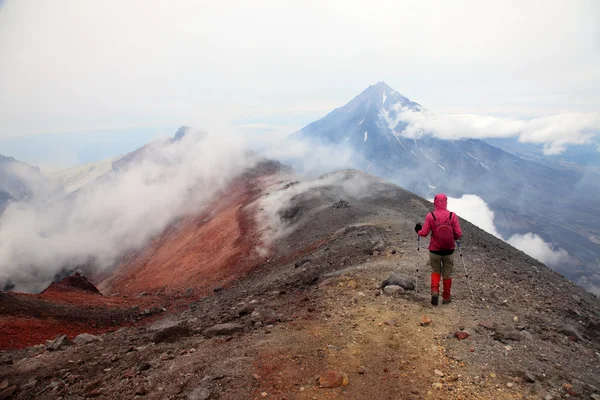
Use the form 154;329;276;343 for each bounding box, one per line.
0;356;12;365
46;334;73;351
519;330;533;341
0;381;7;391
513;316;519;323
524;371;536;383
152;325;191;344
332;199;350;208
432;382;443;389
434;369;444;377
563;383;573;389
590;394;600;400
204;323;245;337
478;319;496;330
135;386;148;396
493;327;522;342
381;274;415;291
420;315;432;326
358;366;367;375
188;387;210;400
74;333;103;345
383;285;404;296
544;395;554;400
572;294;582;303
294;259;311;268
559;324;584;342
507;382;514;388
138;362;152;372
489;372;497;378
455;331;470;341
0;385;17;399
318;370;349;388
238;303;256;316
358;291;366;297
250;308;278;324
84;390;102;398
384;320;397;326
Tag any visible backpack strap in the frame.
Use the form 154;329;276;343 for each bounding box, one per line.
432;212;453;222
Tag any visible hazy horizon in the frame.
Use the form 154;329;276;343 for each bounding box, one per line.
1;1;599;166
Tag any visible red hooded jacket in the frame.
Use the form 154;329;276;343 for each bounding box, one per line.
417;194;462;251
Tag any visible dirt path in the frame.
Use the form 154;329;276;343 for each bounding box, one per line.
248;251;533;400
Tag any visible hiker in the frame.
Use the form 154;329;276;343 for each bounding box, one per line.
414;194;462;306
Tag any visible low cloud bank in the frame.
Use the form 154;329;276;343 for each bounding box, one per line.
261;136;355;178
444;195;572;267
388;105;600;155
0;130;255;293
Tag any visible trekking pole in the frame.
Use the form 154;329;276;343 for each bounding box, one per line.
456;241;475;302
417;236;420;251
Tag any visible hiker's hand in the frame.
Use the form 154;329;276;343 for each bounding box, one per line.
414;223;422;233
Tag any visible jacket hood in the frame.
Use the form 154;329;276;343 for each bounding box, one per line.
433;194;448;211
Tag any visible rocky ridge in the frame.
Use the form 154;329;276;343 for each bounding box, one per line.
1;169;599;399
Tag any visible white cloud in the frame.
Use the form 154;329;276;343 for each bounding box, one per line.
261;137;355;177
391;106;600;155
506;233;571;266
0;0;599;137
445;195;501;238
441;194;572;268
0;130;255;292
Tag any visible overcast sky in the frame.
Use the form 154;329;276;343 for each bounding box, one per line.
0;0;599;163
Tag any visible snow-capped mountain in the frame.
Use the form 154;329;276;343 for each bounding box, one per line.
291;82;600;291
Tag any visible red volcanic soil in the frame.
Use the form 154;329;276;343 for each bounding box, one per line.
99;175;268;297
0;274;149;350
1;162;279;350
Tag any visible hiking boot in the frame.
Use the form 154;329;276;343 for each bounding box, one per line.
442;297;452;304
431;293;439;306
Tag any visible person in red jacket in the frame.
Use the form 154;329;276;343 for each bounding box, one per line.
415;194;462;306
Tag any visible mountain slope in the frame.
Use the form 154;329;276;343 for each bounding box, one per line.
1;169;599;399
42;157;120;195
291;82;600;293
0;155;49;212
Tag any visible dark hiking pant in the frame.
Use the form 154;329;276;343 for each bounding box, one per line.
430;252;454;279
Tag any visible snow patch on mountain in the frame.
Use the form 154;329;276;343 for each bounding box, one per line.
466;152;492;171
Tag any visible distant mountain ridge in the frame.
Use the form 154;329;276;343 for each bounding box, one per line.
291;82;600;293
0;154;48;211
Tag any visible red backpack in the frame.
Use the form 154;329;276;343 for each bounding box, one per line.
431;212;455;250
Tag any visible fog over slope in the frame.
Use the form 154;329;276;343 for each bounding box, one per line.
0;129;256;292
